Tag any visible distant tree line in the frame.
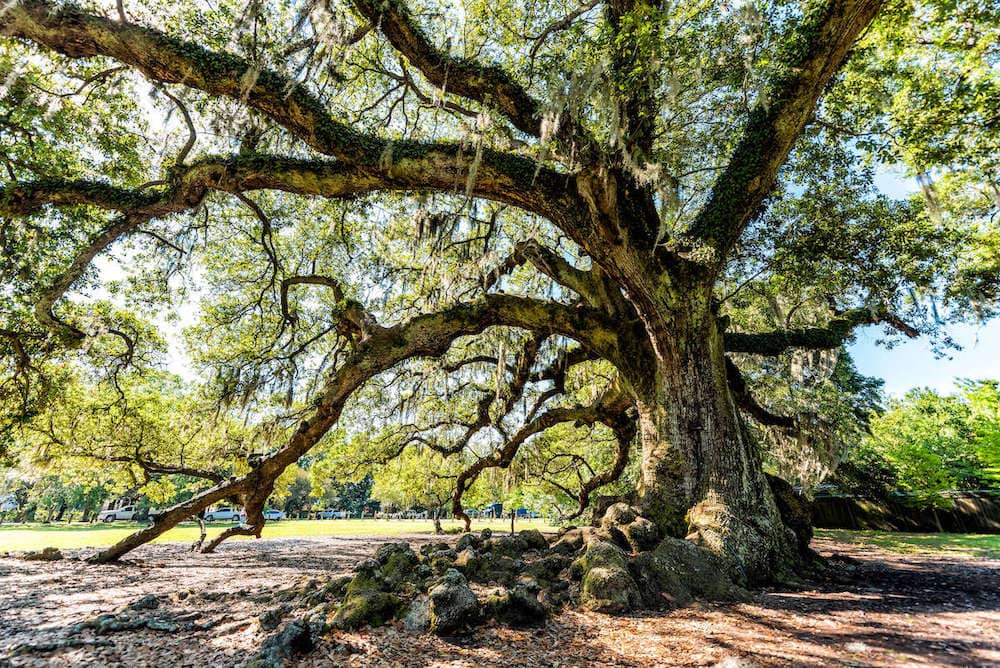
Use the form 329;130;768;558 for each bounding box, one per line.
834;380;1000;507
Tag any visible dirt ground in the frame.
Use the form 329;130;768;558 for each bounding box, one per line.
0;533;997;667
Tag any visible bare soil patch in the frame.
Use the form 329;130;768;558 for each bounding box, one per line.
0;534;997;667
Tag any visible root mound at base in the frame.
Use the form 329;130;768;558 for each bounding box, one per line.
249;511;803;661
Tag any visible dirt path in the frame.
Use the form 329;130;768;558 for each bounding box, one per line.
0;535;997;667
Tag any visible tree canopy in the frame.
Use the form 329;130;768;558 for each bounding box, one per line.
0;0;997;576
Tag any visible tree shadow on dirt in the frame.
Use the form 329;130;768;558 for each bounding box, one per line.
2;537;999;667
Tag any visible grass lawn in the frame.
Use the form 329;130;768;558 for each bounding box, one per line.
0;518;559;553
815;528;1000;559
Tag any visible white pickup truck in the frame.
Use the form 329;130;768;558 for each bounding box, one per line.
97;505;138;522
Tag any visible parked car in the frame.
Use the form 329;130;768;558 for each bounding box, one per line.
203;506;241;522
317;509;350;519
237;508;286;521
97;505;137;522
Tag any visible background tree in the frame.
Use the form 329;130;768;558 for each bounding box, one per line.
16;370;256;495
335;475;376;516
0;0;996;593
371;450;453;531
842;380;1000;507
278;466;314;518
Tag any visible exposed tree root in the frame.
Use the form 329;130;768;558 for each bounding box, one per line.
247;619;313;668
190;517;207;552
201;524;261;554
9;639;113;656
72;612;205;635
212;618;257;634
226;511;805;668
45;513;816;668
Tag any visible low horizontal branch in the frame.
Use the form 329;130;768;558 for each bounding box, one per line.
723;307;917;356
725;357;796;429
0;1;580;224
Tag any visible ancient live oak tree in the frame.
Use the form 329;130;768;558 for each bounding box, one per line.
0;0;997;593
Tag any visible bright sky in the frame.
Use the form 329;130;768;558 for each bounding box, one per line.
847;170;999;397
849;322;1000;397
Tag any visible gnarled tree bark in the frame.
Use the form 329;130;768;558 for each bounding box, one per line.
1;0;893;590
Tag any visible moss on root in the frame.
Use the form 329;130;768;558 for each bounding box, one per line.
314;512;789;638
570;538;628;578
332;590;402;630
483;583;547;627
580;566;642;613
630;537;749;608
570;534;643;613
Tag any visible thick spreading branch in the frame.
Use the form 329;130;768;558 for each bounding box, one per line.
0;153;561;218
451;386;632;529
250;292;622;480
0;151;590;339
723;307;918;356
86;291;619;561
350;0;541;138
485;240;627;312
2;159;624;360
687;0;883;267
0;1;579;223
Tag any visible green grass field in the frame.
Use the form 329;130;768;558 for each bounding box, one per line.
814;528;1000;559
2;522;996;556
0;518;558;553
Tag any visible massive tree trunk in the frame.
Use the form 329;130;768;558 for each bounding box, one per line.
0;0;887;587
624;284;797;583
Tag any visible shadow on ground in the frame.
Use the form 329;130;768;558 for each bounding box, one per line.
1;534;997;667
